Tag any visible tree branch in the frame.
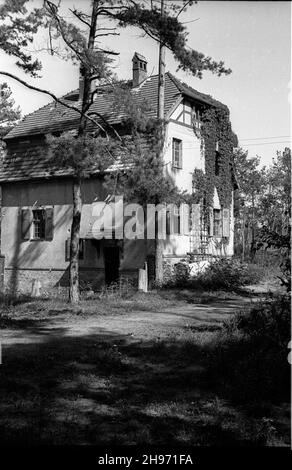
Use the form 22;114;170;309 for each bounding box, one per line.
0;71;108;136
69;8;91;28
45;2;85;64
176;0;193;18
95;32;120;38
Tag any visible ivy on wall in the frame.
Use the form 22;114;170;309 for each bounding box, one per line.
192;104;235;230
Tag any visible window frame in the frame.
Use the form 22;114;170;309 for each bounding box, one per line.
172;138;182;169
213;208;222;238
32;209;46;240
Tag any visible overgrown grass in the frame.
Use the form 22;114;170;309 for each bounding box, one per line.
0;290;182;327
206;294;291;404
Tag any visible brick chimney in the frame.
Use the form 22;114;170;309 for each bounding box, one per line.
132;52;147;87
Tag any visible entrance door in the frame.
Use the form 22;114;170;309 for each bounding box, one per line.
104;246;120;285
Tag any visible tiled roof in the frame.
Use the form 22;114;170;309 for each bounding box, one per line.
0;134;147;183
167;73;226;109
4;72;223;140
0;72;225;183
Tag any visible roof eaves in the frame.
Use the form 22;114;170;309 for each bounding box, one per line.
167;72;225;109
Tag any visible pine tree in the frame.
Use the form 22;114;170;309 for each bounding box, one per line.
0;82;21;157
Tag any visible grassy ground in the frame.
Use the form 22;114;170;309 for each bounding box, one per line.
0;289;290;446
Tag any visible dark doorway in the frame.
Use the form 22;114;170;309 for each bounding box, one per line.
104;246;120;285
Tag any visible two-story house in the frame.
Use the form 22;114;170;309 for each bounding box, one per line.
0;53;237;294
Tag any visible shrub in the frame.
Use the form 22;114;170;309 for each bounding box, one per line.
207;294;291;403
225;294;290;348
162;259;190;287
190;257;257;290
173;261;190;286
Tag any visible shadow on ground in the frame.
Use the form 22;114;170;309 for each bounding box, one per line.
0;315;289;446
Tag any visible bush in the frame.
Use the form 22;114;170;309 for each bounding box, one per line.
225;294;290;348
162;260;190;287
207;294;291;403
190;257;258;290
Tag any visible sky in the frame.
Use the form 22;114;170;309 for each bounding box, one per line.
0;0;291;167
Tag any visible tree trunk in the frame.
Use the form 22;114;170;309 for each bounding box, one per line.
242;208;245;262
250;193;255;260
69;177;82;302
155;0;166;286
68;1;98;302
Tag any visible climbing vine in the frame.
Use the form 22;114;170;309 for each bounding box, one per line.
192;104;235;230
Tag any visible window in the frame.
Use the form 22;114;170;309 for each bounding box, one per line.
32;209;46;239
213;209;222;237
166;207;180;235
21;207;54;241
172;138;182;169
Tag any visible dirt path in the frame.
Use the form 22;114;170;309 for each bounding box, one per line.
1;296;254;347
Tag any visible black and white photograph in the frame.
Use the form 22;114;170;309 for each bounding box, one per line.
0;0;290;461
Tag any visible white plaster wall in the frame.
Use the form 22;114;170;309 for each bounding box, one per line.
1;178;106;270
162;112;203;257
164;120;203;193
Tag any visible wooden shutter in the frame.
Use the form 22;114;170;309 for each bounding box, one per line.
45;207;54;240
190;204;201;250
222;208;230;237
209;208;214;236
179;140;182;168
65;238;71;261
21;209;32;240
166;211;171;235
181;204;190;235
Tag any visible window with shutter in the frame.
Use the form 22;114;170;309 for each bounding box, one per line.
29;207;54;241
